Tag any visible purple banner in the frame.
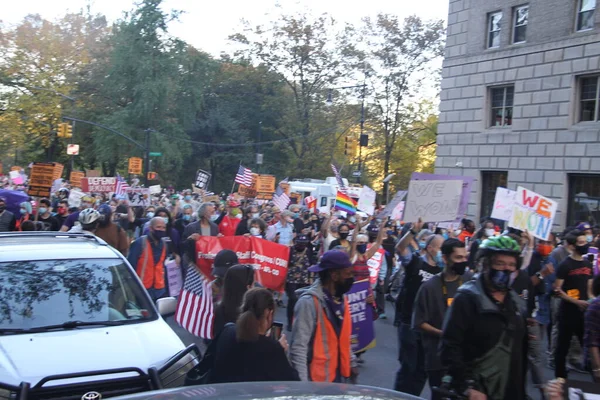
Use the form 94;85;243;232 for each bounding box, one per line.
411;172;474;223
345;279;375;353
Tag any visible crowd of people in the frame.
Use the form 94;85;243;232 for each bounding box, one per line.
0;183;599;399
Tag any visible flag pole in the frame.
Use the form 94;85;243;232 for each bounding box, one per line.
230;160;242;195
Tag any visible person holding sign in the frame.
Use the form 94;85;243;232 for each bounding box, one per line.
553;229;595;379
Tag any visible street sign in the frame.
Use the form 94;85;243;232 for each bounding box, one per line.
352;170;362;177
66;144;80;155
149;152;162;157
256;153;263;165
128;157;143;175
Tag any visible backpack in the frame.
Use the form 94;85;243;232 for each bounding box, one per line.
184;322;235;386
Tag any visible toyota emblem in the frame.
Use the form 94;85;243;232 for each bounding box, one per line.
81;392;102;400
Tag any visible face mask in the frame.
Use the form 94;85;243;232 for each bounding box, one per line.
231;208;240;217
161;217;169;225
454;229;462;236
357;244;367;254
488;268;512;291
95;200;101;206
252;213;260;218
434;250;445;268
38;207;48;215
20;209;27;215
335;277;355;297
451;261;468;276
250;227;261;236
339;232;349;240
57;208;66;215
485;229;495;237
537;244;553;257
210;214;219;222
152;230;166;240
586;235;594;243
442;232;449;240
303;213;310;219
236;213;242;219
293;213;299;219
387;230;394;236
183;214;191;221
294;243;307;251
575;243;590;255
185;195;192;201
146;212;155;218
0;205;5;212
419;241;427;249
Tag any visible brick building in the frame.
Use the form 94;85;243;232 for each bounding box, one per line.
435;0;600;229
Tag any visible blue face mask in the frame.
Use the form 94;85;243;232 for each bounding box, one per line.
20;209;27;215
587;235;594;243
185;195;192;201
434;250;445;268
419;241;427;249
38;207;48;215
442;232;449;240
146;212;155;218
183;214;191;221
293;213;300;219
161;217;169;225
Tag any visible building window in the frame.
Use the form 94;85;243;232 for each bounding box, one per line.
580;76;600;121
490;86;514;127
488;12;503;48
513;5;529;43
568;174;600;227
577;0;596;31
481;171;508;220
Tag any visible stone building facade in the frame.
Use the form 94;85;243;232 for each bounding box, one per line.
435;0;600;229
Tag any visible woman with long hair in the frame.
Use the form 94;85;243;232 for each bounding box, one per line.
210;288;299;383
213;264;255;337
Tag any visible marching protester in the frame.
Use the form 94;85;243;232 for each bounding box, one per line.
73;208;103;235
328;222;351;251
127;217;169;302
289;250;357;382
440;236;528;400
213;264;256;337
36;198;60;231
268;210;295;246
209;288;299;383
16;201;33;231
54;199;70;227
218;200;241;237
95;204;130;256
210;250;239;304
0;197;17;232
174;204;195;237
285;234;315;331
235;205;259;236
182;202;219;265
247;217;267;238
411;238;470;400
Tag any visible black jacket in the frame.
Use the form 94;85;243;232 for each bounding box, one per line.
210;324;300;383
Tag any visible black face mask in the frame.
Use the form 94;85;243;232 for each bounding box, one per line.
0;205;5;212
575;244;590;255
339;232;349;240
451;261;468;275
487;268;511;291
335;277;354;297
294;244;307;251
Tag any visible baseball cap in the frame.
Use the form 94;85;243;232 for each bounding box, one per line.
366;224;380;236
295;234;310;243
213;249;239;278
308;250;352;272
576;222;592;231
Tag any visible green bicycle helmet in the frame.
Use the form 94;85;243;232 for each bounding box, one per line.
477;235;522;268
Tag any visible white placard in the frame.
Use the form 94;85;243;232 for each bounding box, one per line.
379;191;408;218
490;187;517;222
357;186;376;215
149;185;161;195
68;189;85;208
125;188;151;207
403;180;462;223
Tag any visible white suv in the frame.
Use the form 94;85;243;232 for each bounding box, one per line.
0;232;198;400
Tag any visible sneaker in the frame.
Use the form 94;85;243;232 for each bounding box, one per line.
567;362;587;374
356;357;365;364
378;312;387;320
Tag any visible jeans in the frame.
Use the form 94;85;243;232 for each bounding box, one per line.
528;323;545;387
555;308;584;378
394;323;427;395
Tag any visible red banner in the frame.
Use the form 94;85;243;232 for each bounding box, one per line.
196;236;290;292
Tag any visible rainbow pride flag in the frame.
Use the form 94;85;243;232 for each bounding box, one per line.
334;191;357;215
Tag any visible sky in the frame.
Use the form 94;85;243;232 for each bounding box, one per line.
1;0;450;57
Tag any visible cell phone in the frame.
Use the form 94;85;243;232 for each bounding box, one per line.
270;321;283;341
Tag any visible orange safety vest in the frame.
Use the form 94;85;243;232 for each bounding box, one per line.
309;296;352;382
136;237;166;290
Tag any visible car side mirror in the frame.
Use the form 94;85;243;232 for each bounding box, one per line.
156;297;177;317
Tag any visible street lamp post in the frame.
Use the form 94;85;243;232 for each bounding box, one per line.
383;173;396;205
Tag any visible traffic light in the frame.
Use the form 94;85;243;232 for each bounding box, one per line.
350;138;358;155
147;171;157;180
57;123;66;138
65;123;73;138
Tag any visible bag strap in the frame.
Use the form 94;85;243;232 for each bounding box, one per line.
140;236;149;282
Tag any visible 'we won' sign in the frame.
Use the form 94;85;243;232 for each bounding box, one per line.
508;186;557;240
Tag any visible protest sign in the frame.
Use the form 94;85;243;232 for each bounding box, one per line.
403;180;462;223
9;170;23;185
86;170;101;177
238;175;258;197
194;169;211;190
81;177;117;193
256;175;276;192
51;179;63;196
52;163;64;181
68;189;85;208
379;190;407;218
345;279;376;353
411;172;474;223
28;162;57;197
391;201;405;221
128;157;143;175
366;246;385;286
125;188;151;207
490;187;517;222
149;184;162;195
69;171;85;188
196;236;289;292
202;195;220;203
165;258;183;297
508;186;557;240
357;186;376;215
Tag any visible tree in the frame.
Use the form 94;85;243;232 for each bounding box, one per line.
358;14;445;201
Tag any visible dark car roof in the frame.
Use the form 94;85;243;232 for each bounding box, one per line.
114;382;423;400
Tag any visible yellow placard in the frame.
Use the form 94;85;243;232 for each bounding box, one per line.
128;157;143;175
28;162;56;197
69;171;85;188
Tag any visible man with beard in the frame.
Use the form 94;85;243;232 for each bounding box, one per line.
439;235;528;400
289;250;358;382
95;204;130;256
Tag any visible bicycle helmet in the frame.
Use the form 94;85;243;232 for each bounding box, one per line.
78;208;102;225
478;235;522;268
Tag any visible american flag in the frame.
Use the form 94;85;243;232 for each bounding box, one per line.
115;173;130;196
235;165;253;186
273;177;290;210
175;266;214;339
331;164;346;191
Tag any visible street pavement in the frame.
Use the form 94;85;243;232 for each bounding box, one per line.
165;297;592;399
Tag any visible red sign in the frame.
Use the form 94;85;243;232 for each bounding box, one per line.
196;236;289;292
81;177;117;193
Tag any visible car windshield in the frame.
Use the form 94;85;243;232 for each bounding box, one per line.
0;259;157;332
